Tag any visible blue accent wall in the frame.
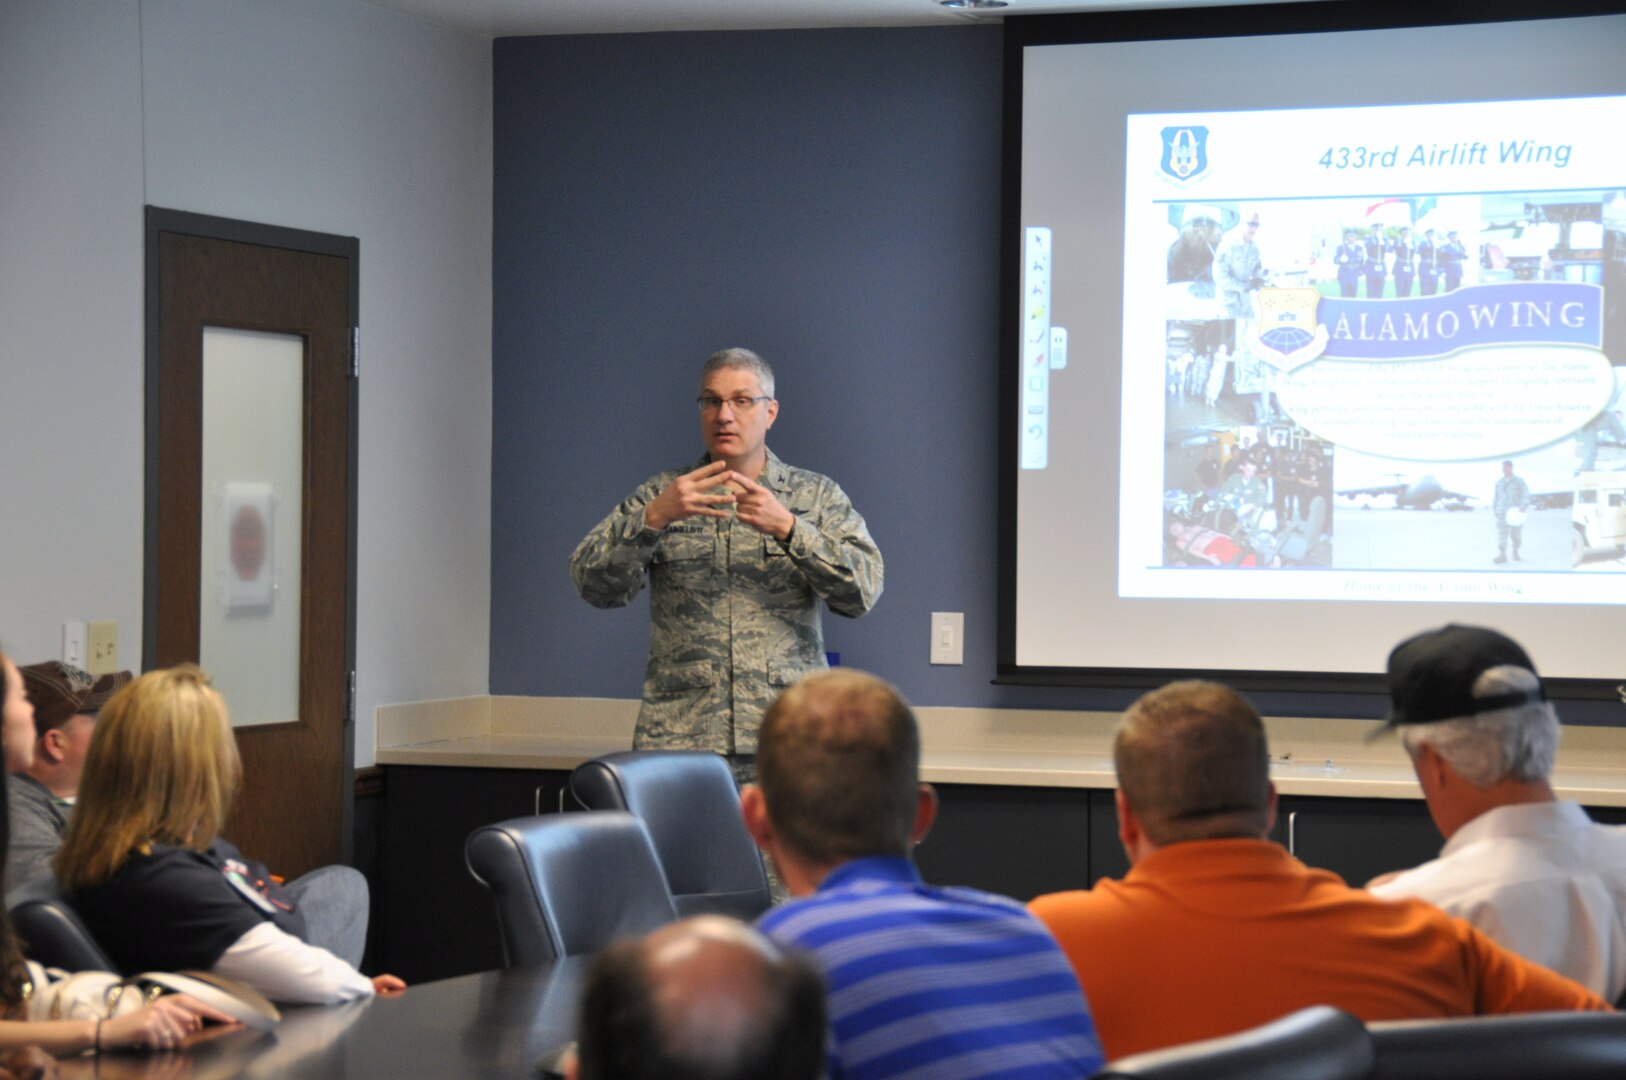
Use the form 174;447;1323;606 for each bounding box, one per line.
491;26;1035;710
489;26;1620;726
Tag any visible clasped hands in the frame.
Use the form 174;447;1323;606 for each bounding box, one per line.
643;459;794;540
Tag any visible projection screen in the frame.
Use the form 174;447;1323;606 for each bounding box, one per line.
1003;3;1626;690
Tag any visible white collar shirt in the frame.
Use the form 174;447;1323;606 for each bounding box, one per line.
1371;801;1626;1001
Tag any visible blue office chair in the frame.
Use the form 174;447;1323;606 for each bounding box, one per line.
6;879;118;973
570;751;772;920
465;810;678;967
1093;1006;1373;1080
1368;1011;1626;1079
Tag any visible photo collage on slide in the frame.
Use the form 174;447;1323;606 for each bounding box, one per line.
1162;190;1626;574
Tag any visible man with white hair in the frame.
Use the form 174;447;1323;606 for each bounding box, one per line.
1371;624;1626;1001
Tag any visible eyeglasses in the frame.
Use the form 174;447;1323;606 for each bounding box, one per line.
697;395;771;415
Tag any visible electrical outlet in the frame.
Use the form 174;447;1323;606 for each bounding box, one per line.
930;612;964;666
86;620;118;676
62;622;88;669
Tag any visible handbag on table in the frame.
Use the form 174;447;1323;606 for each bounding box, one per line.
21;961;281;1032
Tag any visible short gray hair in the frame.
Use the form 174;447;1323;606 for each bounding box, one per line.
1399;665;1559;788
700;348;775;399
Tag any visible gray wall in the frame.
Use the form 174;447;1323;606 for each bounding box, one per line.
1;1;146;682
1;0;494;766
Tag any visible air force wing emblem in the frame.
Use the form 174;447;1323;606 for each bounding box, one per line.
1160;126;1209;182
1248;287;1330;372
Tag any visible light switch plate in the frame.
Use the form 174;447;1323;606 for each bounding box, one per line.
62;622;87;669
930;612;964;666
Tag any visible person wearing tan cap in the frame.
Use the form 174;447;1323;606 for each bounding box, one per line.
6;662;131;888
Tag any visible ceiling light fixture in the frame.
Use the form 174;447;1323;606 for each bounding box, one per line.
940;0;1009;9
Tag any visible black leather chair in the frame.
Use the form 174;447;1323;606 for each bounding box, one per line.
1368;1011;1626;1079
1093;1006;1374;1080
6;879;118;972
465;810;678;967
569;751;772;920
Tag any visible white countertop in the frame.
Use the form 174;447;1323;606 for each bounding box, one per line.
374;695;1626;806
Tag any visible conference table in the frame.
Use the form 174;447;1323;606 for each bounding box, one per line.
56;958;591;1080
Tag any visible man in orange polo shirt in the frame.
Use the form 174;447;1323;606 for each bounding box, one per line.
1028;680;1610;1062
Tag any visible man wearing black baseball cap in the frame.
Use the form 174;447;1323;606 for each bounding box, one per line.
1369;625;1626;1001
6;661;131;887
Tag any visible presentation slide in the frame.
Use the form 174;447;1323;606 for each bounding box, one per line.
1011;11;1626;683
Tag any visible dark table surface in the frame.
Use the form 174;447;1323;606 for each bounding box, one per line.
58;959;590;1080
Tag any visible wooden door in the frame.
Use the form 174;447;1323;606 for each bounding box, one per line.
145;208;358;876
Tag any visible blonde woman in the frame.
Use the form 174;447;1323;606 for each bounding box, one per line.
55;666;403;1005
0;651;232;1055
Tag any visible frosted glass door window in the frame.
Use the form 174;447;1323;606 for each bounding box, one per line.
199;327;303;728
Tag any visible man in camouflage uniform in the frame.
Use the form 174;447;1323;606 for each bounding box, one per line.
1492;459;1529;565
1213;208;1263;320
570;348;883;768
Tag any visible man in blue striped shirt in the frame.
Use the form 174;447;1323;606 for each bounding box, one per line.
743;670;1104;1080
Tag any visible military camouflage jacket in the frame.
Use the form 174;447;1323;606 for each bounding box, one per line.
1494;474;1529;518
1213;235;1262;319
569;448;883;754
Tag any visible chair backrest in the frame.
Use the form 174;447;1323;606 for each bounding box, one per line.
1095;1006;1373;1080
6;880;119;973
570;751;771;920
1369;1012;1626;1080
465;811;677;967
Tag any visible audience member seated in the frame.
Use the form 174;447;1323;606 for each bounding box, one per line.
54;665;402;1004
566;914;824;1080
1028;679;1610;1062
1369;624;1626;1001
0;658;35;777
744;669;1105;1079
5;662;130;889
0;651;236;1056
1218;457;1269;527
